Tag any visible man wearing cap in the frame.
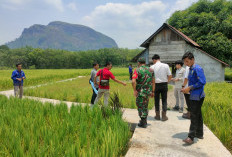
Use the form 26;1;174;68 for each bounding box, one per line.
132;58;155;128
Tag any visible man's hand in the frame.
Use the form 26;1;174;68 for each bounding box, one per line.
171;78;179;82
150;92;154;98
122;82;127;86
181;87;191;94
22;77;25;79
133;90;138;97
17;78;22;81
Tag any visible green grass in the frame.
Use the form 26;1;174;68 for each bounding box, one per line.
225;68;232;81
0;69;92;91
22;68;173;109
24;75;156;109
0;95;131;156
202;82;232;152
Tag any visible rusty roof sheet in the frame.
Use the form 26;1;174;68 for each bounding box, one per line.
140;23;200;48
167;23;200;47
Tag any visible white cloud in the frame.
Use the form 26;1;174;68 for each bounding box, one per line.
165;0;198;19
67;2;77;11
83;1;167;48
44;0;64;12
82;0;198;48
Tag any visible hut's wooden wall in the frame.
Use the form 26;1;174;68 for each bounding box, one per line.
148;27;186;63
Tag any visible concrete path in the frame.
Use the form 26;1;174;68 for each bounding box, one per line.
0;82;231;157
123;109;232;157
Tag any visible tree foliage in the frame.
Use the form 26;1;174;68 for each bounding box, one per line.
0;46;141;69
168;0;232;65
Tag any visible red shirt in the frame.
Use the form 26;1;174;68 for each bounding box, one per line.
132;69;138;79
96;68;115;89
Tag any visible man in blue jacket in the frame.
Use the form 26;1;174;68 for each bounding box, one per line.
11;63;26;99
181;52;206;144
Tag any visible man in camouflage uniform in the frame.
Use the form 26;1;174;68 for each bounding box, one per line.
132;58;155;128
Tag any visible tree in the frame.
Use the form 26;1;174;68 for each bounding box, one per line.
168;0;232;65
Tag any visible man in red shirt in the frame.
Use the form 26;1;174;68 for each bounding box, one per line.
94;62;126;106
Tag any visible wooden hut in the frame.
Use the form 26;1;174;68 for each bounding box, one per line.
132;23;229;82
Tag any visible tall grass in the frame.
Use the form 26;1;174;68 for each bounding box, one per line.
0;69;92;91
24;75;155;109
0;95;131;156
225;68;232;81
202;82;232;152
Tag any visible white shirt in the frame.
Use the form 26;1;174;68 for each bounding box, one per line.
150;61;171;83
184;66;190;88
175;67;185;88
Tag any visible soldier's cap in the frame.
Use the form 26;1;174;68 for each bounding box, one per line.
137;58;145;63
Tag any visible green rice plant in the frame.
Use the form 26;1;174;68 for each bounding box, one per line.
0;95;131;156
202;82;232;152
225;68;232;81
24;75;156;109
0;69;92;91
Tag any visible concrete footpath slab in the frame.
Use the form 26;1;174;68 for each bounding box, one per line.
123;109;232;157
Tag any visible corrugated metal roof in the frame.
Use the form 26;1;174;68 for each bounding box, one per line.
195;47;229;66
167;24;200;47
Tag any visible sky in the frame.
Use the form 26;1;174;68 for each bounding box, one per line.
0;0;198;48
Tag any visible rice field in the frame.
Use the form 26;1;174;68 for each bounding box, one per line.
0;95;131;156
202;82;232;152
225;68;232;81
1;68;232;153
24;75;156;109
0;69;91;91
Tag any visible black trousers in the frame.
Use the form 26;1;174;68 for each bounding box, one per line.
184;94;191;112
188;98;204;140
155;83;168;112
91;88;98;104
129;72;132;80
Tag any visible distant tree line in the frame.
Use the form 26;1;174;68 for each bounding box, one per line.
168;0;232;66
0;46;141;69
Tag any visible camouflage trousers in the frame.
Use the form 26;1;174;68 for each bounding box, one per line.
136;94;149;118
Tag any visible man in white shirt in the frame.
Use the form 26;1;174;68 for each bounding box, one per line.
150;54;172;121
182;66;191;119
172;60;185;113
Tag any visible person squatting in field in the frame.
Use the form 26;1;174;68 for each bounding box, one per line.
132;58;155;128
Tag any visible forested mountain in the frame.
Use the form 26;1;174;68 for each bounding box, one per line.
168;0;232;65
6;21;118;51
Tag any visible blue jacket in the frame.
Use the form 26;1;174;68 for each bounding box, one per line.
11;70;26;86
129;66;133;73
188;64;206;101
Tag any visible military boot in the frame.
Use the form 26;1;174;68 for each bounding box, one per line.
162;111;168;121
138;118;147;128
